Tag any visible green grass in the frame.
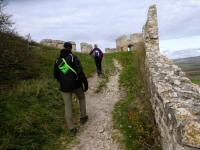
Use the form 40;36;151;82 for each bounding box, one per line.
187;74;200;85
0;32;33;87
1;35;162;150
0;44;96;150
192;79;200;85
75;52;96;78
189;74;200;85
174;56;200;85
112;44;161;149
0;78;68;150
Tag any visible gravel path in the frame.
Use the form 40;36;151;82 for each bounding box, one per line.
67;60;123;150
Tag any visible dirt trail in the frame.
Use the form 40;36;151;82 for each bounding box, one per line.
66;60;123;150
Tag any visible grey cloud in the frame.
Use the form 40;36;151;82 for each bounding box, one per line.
5;0;200;49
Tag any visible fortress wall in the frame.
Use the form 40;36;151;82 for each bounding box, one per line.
69;41;76;51
80;42;93;53
116;35;129;51
116;33;143;51
143;5;200;150
105;48;117;53
40;39;76;51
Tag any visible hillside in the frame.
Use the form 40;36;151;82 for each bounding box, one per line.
0;33;161;149
0;33;96;150
162;48;200;59
174;56;200;85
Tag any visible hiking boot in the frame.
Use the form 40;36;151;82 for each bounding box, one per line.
80;115;88;124
69;128;78;137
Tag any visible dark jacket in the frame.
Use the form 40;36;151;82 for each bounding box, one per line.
54;49;88;92
89;48;104;59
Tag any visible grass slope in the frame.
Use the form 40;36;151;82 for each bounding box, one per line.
112;47;161;149
174;56;200;85
0;43;96;150
1;34;161;149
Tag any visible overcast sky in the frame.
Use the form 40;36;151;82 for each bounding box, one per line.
5;0;200;51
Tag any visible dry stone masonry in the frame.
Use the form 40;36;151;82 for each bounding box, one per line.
40;39;65;49
116;33;143;51
70;41;76;51
143;5;200;150
40;39;76;51
116;35;129;51
105;48;117;53
80;42;93;53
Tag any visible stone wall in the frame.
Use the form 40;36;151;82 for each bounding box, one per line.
143;5;200;150
40;39;65;49
69;41;76;51
40;39;76;51
80;42;93;53
116;33;143;51
105;48;117;53
130;33;143;51
116;35;129;51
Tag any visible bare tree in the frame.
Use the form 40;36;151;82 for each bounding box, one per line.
0;0;13;32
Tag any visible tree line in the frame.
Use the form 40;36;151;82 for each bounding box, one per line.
0;0;13;33
0;0;35;88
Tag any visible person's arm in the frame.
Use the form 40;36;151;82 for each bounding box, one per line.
99;48;104;59
89;49;94;55
54;60;60;81
73;56;88;91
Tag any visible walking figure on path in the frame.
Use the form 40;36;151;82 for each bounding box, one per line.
89;44;104;76
54;42;88;136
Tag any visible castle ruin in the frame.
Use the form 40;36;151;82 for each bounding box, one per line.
105;48;117;53
40;39;76;51
80;42;93;53
116;33;143;51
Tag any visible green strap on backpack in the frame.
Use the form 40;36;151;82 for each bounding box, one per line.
58;58;77;75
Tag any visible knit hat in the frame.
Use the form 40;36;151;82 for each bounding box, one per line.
64;42;72;50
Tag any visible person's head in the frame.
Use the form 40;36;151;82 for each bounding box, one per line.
60;42;72;57
63;42;72;51
94;44;98;48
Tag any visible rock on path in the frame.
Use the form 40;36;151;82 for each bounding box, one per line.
67;60;123;150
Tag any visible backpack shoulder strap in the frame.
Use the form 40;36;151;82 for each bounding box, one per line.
62;58;77;75
69;53;74;62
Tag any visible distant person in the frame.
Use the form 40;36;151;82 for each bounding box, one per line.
89;44;104;76
54;42;88;136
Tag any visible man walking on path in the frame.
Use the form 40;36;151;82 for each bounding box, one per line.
89;44;104;76
54;42;88;136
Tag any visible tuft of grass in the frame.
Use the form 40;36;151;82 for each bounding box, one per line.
192;79;200;85
0;78;69;150
113;43;162;150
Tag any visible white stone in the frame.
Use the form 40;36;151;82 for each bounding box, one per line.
174;80;181;86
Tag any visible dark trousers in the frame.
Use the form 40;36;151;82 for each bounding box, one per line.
95;57;102;75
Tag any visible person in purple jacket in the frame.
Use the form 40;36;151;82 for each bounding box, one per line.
89;44;104;76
